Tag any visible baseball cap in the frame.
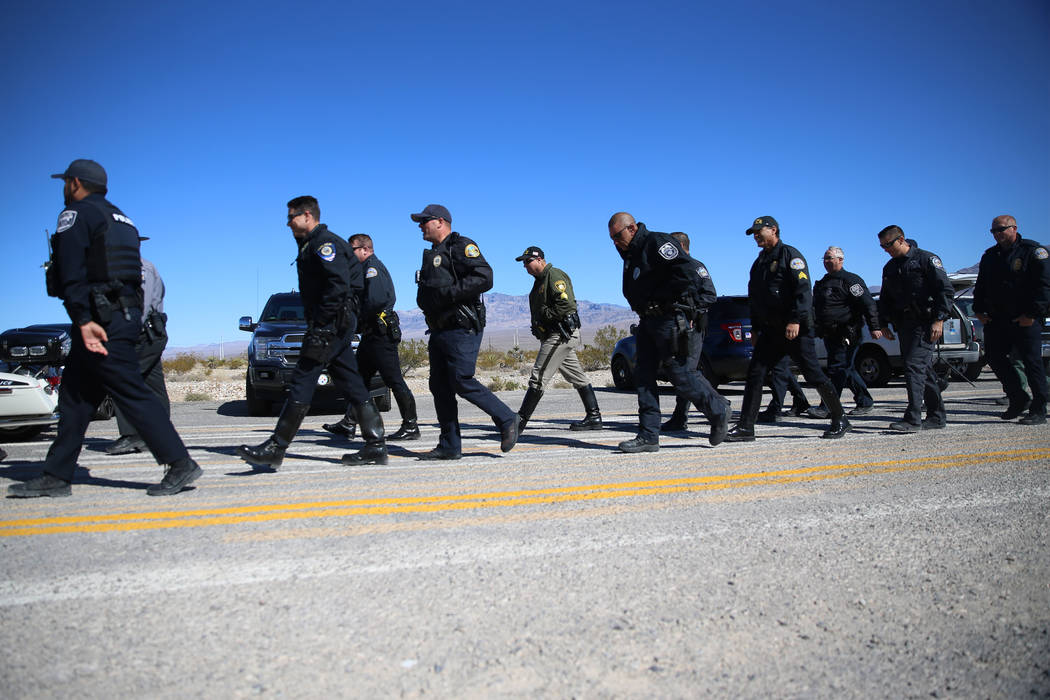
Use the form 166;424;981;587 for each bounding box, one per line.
746;215;778;235
410;204;452;223
515;246;545;262
51;159;107;187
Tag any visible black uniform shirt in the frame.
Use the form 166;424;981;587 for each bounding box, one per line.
973;235;1050;321
360;253;396;317
51;193;141;326
877;239;953;327
814;269;879;331
691;260;717;314
295;224;362;330
747;239;814;330
416;232;493;317
620;223;699;314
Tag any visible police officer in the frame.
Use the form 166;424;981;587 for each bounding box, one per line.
9;159;201;498
412;204;518;460
812;245;881;415
726;216;850;441
875;225;954;432
237;196;386;468
515;246;603;432
105;255;171;455
973;215;1050;425
323;233;420;440
608;212;729;452
660;232;719;432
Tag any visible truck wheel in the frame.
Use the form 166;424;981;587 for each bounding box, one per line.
611;355;634;390
855;347;890;388
245;376;270;416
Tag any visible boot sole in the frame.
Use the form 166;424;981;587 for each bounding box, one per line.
8;484;72;498
569;424;604;431
341;454;390;465
236;446;284;468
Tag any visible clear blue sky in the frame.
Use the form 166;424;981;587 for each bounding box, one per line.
3;0;1047;347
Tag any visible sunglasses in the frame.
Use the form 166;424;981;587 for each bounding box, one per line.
990;225;1016;234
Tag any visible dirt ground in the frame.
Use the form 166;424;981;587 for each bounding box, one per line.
165;367;616;403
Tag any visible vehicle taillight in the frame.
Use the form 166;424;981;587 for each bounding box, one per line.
721;322;744;343
47;376;62;387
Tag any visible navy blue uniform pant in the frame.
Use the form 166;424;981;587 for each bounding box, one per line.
115;328;169;437
428;328;515;453
635;314;725;441
739;325;830;428
44;308;187;482
896;321;945;426
357;332;413;406
287;331;370;406
984;318;1048;416
824;334;874;408
765;355;807;413
668;328;708;417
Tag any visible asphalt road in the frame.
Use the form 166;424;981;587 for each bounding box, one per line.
1;376;1048;698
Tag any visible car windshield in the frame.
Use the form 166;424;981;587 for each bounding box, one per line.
259;295;305;322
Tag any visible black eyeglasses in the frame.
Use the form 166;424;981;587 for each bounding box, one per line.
879;236;903;249
990;225;1016;234
287;211;306;222
610;224;631;240
352;246;367;251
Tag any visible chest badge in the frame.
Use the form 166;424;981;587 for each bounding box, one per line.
632;267;641;280
464;244;481;258
769;261;778;272
317;242;336;262
433;254;443;267
1013;258;1023;271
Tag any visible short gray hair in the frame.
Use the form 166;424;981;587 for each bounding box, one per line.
825;246;844;260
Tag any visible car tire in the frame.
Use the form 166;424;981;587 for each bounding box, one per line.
245;375;270;416
855;347;890;388
611;355;634;390
91;395;116;421
0;425;44;441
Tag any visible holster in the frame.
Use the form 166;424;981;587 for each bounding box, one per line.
302;327;336;362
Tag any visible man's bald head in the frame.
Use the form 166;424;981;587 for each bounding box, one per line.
608;212;639;252
608;212;635;230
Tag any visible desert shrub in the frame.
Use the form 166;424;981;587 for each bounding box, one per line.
476;348;505;371
502;379;523;391
398;339;428;376
163;353;198;374
226;357;246;370
592;325;628;356
183;391;211;402
486;377;505;391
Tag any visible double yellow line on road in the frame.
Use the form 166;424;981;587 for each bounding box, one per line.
2;448;1047;537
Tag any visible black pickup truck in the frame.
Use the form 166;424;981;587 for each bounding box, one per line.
239;292;391;416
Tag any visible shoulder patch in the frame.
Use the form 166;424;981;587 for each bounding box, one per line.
56;210;77;233
930;256;943;269
789;257;806;271
658;242;679;260
464;244;481;258
849;283;864;297
697;264;709;278
1036;247;1049;260
365;266;378;278
317;242;336;262
112;212;135;227
554;280;567;292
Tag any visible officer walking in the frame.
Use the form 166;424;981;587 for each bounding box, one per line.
725;216;850;442
323;233;421;441
412;204;518;460
660;231;718;432
9;159;200;498
608;212;729;452
105;255;171;455
812;245;881;415
973;215;1050;425
514;246;603;433
875;225;954;432
237;196;386;469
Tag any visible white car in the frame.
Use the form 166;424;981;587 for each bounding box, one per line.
0;370;59;440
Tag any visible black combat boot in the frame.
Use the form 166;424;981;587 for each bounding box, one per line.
387;388;420;441
661;398;689;432
817;382;851;439
342;401;388;465
322;410;357;439
569;384;603;431
517;387;544;433
237;400;310;469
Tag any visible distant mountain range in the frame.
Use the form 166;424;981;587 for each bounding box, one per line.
166;292;638;357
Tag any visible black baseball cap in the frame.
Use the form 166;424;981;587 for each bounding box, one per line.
515;246;545;262
746;215;778;235
410;204;451;224
51;159;107;187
